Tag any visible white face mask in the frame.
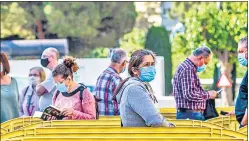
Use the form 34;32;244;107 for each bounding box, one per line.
29;76;41;86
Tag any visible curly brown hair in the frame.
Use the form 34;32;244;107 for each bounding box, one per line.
52;56;79;79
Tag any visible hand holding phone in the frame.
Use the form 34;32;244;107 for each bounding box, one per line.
216;89;223;94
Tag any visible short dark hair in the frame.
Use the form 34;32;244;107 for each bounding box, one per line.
193;46;212;58
0;52;10;75
239;36;248;48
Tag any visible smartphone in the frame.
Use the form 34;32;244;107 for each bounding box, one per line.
216;89;223;94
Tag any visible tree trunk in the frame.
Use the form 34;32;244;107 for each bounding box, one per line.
36;20;45;39
218;50;234;106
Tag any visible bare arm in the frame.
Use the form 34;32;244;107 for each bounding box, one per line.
241;108;248;126
36;84;48;96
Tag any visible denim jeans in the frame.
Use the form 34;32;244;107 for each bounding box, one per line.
176;111;205;121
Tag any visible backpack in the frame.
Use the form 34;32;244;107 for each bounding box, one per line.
54;83;100;119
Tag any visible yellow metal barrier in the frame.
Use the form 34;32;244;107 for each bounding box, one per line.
206;116;237;129
16;120;225;131
2;137;247;141
229;122;240;131
238;126;248;135
216;107;235;114
0;107;236;133
1;117;42;133
159;107;234;115
1;116;120;133
1;127;247;140
1;128;8;135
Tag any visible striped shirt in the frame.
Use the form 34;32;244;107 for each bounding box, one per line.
173;58;210;110
95;67;122;115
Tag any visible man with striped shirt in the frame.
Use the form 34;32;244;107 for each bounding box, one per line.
173;46;218;120
95;49;128;116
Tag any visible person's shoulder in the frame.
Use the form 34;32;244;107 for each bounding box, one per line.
176;62;192;74
111;73;122;81
81;87;94;101
98;69;112;79
127;82;146;95
10;77;17;82
10;77;18;85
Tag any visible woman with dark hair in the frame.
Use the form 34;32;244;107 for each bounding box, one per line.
51;56;96;120
113;49;175;127
19;67;46;116
0;53;20;123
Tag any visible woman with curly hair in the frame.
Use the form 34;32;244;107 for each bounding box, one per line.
51;56;96;120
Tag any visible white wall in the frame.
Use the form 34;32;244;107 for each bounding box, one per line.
8;57;227;108
9;57;166;97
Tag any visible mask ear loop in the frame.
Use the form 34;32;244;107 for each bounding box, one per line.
66;77;73;92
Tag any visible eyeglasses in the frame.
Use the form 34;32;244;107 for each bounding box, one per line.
29;74;40;77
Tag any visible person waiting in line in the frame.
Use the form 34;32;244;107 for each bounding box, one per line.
36;47;59;112
95;49;128;116
113;49;175;127
0;52;20;123
173;46;218;121
235;36;248;128
19;67;46;116
51;56;96;120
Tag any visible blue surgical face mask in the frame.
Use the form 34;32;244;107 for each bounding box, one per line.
197;64;206;72
139;66;156;82
56;83;68;93
238;53;248;67
197;59;206;72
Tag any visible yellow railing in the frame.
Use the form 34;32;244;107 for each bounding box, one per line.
2;137;247;141
1;127;247;141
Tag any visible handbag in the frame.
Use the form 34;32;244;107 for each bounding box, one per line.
203;99;219;120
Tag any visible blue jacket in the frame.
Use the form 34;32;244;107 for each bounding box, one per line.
235;71;248;123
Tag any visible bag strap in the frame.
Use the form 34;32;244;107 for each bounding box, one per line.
22;86;30;109
78;83;87;101
54;90;60;102
104;70;120;78
24;86;29;98
116;83;134;104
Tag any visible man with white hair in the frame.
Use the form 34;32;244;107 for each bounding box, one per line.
36;47;59;111
95;49;128;116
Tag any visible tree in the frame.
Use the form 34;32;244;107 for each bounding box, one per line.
1;2;137;56
145;26;172;96
1;2;35;39
134;2;161;30
170;2;247;106
45;2;137;53
120;28;145;56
